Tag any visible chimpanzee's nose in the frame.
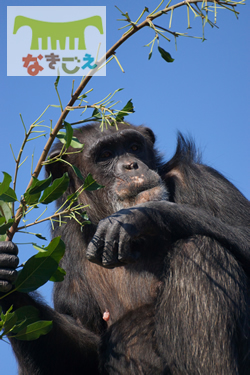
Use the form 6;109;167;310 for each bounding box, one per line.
124;162;139;170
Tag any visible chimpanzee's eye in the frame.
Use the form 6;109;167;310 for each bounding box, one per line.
100;150;113;159
130;144;139;152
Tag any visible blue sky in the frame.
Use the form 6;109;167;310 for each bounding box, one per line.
0;0;249;373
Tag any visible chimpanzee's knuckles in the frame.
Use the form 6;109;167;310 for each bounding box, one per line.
0;268;18;281
0;280;13;293
100;223;139;266
101;244;119;268
0;241;18;255
0;254;19;268
117;242;139;264
0;244;19;292
0;268;17;293
86;235;104;264
86;214;139;266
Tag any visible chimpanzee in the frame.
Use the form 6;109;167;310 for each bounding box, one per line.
0;122;249;375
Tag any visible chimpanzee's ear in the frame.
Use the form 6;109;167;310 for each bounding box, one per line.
138;126;156;144
45;149;67;181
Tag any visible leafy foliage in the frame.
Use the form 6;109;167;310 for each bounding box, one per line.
15;237;65;293
115;99;135;122
0;173;17;203
0;237;65;340
39;174;70;205
0;174;17;240
56;131;84;149
0;306;52;341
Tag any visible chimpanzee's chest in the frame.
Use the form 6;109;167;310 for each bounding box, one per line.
85;238;167;326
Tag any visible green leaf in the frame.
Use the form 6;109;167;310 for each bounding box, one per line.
83;174;104;191
24;176;45;205
158;46;175;63
65;191;79;203
81;214;91;225
13;320;52;341
0;306;15;337
72;165;84;181
0;201;12;222
0;217;5;225
39;173;69;205
115;99;135;122
15;237;65;292
32;243;47;252
35;233;47;241
81;212;89;221
12;306;40;334
69;138;84;149
0;218;14;235
0;187;18;203
56;132;84;149
28;175;53;195
63;121;74;150
0;172;12;196
1;305;13;323
24;191;41;206
15;257;58;293
49;266;66;282
2;312;17;336
44;236;65;263
92;108;102;118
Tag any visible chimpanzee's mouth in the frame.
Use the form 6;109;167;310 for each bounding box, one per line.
134;184;168;205
115;182;168;206
115;180;159;200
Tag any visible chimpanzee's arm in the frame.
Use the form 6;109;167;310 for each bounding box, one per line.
86;201;250;270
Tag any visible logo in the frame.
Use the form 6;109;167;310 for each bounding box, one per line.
7;6;106;77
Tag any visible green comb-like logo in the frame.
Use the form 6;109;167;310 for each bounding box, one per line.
13;15;103;50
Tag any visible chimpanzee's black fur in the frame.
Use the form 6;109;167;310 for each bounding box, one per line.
0;123;249;374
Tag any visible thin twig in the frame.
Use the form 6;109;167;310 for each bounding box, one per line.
17;207;81;230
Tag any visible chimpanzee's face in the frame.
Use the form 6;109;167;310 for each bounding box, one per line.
86;129;168;209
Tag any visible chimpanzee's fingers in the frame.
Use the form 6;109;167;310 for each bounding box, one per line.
86;217;117;265
86;213;141;267
86;235;105;265
101;239;119;268
0;254;19;268
0;269;18;293
0;280;13;293
118;240;140;264
0;268;18;282
101;219;139;267
0;243;19;293
0;241;18;255
99;218;127;267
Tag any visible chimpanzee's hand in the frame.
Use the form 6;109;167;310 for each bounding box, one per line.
0;242;19;293
86;205;160;268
